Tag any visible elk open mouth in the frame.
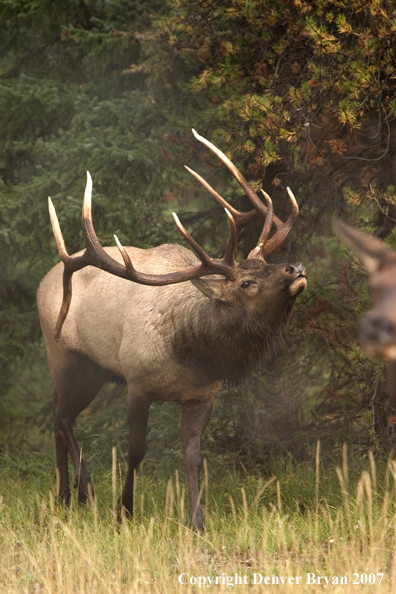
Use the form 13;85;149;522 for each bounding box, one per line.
287;271;308;297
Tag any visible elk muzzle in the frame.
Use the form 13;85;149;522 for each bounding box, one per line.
284;263;307;296
359;310;396;360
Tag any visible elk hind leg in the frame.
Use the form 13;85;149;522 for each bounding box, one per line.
54;389;71;504
52;352;107;505
181;399;213;532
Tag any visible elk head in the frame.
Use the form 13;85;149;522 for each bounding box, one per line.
334;220;396;359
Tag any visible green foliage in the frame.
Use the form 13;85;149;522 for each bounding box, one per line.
152;0;396;171
0;0;169;434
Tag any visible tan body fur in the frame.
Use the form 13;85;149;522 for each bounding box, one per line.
38;245;220;405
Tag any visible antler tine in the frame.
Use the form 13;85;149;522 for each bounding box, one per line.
223;208;238;266
192;129;267;217
247;190;274;261
185;164;255;265
184;165;260;233
82;170;92;220
48;197;74;340
114;235;136;277
260;186;299;257
257;190;274;248
172;212;233;273
48;197;69;260
187;158;289;235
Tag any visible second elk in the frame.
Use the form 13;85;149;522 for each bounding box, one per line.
334;220;396;360
333;220;396;428
37;129;308;531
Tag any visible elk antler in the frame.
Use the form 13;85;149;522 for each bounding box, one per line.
49;131;299;339
49;172;238;339
187;129;299;260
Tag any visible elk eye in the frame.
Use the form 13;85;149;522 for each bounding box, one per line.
241;280;252;289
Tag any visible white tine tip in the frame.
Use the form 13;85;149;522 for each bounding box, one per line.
261;190;273;205
192;128;205;142
172;212;181;227
83;171;93;216
47;196;68;255
48;197;58;229
85;171;92;195
224;208;233;221
286;187;297;204
48;196;57;222
114;234;123;251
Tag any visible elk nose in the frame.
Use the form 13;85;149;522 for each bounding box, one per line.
284;263;307;277
359;313;396;344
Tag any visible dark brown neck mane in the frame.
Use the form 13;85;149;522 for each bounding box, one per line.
172;296;293;385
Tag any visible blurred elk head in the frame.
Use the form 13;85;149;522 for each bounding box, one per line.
334;220;396;360
37;129;307;531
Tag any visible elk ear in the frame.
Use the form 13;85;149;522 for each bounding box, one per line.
190;277;226;301
333;219;395;274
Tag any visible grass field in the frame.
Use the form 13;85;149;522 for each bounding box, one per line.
0;445;395;593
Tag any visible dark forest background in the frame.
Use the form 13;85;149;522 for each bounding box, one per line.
2;0;396;473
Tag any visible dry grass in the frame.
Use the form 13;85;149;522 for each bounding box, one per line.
0;446;395;592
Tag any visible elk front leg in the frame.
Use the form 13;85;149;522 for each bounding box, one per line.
180;399;213;532
121;391;151;519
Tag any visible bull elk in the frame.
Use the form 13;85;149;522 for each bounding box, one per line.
37;129;307;531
